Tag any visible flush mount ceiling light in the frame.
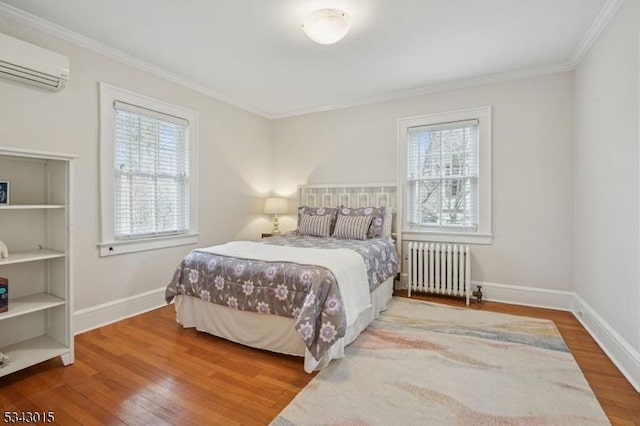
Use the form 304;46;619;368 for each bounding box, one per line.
302;8;351;45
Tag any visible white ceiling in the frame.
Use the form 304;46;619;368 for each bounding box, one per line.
0;0;615;118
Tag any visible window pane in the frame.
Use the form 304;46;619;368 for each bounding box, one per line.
156;177;188;233
408;180;441;226
129;174;155;236
421;181;441;225
442;178;466;226
114;105;189;239
442;129;465;177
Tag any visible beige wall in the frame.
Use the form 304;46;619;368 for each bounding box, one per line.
273;72;575;292
0;17;272;311
574;0;640;353
1;3;637;389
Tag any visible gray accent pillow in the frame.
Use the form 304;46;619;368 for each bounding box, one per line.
332;214;372;240
297;206;338;234
298;213;332;237
338;206;384;238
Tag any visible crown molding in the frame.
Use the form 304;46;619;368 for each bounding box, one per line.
0;0;623;120
270;62;573;119
569;0;625;67
0;1;272;119
272;0;624;120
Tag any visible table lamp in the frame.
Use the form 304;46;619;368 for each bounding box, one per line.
264;197;287;235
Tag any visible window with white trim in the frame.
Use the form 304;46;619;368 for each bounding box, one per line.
399;107;492;244
99;83;198;256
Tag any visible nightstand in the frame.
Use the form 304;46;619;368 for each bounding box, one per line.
261;233;273;238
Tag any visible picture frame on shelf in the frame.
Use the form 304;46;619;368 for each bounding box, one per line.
0;181;9;205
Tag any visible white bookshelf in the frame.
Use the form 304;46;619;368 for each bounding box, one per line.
0;293;66;321
0;147;76;378
0;249;65;266
0;336;69;376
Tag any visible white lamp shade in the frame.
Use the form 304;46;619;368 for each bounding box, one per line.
302;9;351;45
264;197;287;214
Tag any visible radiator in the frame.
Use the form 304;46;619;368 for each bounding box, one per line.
407;242;471;305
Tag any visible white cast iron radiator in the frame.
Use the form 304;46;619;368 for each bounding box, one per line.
407;242;471;305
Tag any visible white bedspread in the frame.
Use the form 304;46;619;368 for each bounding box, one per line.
197;241;371;327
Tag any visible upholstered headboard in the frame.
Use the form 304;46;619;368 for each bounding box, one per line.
297;183;398;237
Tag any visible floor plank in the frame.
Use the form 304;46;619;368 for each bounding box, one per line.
0;292;638;425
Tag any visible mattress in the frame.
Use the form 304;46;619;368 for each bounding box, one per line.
174;276;394;372
165;234;399;371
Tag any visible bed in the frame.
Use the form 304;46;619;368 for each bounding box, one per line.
165;184;399;372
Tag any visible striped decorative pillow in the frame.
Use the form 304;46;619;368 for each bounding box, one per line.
332;214;373;240
297;206;338;234
298;213;332;237
338;206;384;238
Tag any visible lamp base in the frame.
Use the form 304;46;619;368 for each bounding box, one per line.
272;215;281;235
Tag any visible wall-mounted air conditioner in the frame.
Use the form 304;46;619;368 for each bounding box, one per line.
0;32;69;91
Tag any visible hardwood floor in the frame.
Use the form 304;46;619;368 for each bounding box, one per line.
1;294;639;425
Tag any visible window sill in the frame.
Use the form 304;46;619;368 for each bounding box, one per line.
98;232;199;257
402;231;493;245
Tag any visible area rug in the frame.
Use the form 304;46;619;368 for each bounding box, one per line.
272;297;609;425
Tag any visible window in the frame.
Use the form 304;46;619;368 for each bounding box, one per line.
407;120;478;229
99;83;198;256
398;107;492;244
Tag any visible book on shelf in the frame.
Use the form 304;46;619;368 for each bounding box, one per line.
0;277;7;313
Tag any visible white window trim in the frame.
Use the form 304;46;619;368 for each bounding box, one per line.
98;82;199;256
397;106;492;245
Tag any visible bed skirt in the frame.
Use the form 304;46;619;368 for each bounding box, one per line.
174;276;394;372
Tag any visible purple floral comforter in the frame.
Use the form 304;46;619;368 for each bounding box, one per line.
263;233;399;291
165;235;399;360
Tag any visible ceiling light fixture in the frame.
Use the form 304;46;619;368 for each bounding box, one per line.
302;8;351;45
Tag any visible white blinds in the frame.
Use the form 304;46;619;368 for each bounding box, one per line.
113;102;190;240
407;119;478;230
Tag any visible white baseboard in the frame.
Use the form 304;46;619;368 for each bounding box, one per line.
573;296;640;392
72;281;640;393
73;287;168;335
398;274;574;311
474;281;575;311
